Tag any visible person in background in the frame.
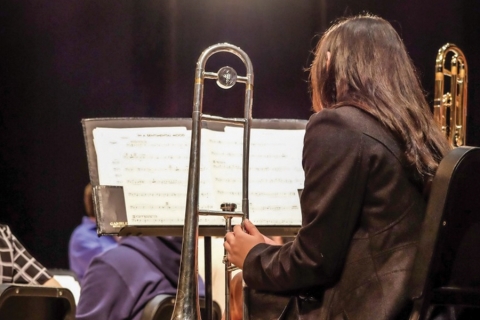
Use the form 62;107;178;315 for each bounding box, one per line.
0;224;61;287
224;14;451;320
76;236;205;320
68;183;118;282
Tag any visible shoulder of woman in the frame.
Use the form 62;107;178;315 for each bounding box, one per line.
307;107;373;132
309;107;404;164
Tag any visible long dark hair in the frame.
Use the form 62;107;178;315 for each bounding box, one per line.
310;14;451;182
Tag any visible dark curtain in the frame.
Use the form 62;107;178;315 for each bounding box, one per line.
0;0;479;268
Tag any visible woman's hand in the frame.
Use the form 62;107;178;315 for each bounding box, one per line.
224;219;265;269
264;235;283;245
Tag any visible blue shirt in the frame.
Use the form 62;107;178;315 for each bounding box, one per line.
76;236;205;320
68;216;117;282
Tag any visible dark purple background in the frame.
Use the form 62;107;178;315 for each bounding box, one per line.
1;0;479;268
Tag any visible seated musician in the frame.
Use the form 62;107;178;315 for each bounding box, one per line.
76;236;205;320
68;183;118;282
224;14;451;320
0;224;61;287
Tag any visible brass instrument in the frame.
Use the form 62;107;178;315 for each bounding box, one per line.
433;43;468;147
171;43;254;320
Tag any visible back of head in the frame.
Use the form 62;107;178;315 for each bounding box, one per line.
310;14;451;183
84;183;94;218
311;14;419;112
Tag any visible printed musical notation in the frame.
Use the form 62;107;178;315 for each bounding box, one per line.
93;125;305;226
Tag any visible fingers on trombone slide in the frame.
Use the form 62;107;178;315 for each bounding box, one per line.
223;254;239;272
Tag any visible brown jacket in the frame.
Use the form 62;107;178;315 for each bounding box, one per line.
243;106;425;319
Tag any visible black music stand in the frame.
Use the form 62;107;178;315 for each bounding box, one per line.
82;117;306;236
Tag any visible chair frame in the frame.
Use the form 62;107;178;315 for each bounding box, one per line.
0;283;76;320
409;146;480;320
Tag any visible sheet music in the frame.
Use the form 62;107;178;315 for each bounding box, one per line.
246;128;304;225
93;126;305;226
94;127;189;224
93;127;188;186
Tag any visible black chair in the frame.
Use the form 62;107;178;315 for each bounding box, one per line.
0;284;76;320
409;146;480;320
140;294;222;320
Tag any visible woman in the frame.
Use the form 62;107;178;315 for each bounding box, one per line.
224;14;451;319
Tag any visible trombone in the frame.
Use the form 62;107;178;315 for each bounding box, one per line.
171;43;254;320
433;43;468;147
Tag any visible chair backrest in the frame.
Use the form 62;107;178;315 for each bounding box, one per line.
140;294;222;320
0;284;76;320
409;146;480;319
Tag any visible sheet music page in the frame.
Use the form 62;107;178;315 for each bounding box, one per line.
209;127;305;226
94;127;190;225
249;128;304;225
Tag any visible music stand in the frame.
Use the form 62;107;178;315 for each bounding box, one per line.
82;117;306;237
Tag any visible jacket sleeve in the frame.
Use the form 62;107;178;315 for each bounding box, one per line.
243;110;369;293
76;257;133;320
5;225;53;285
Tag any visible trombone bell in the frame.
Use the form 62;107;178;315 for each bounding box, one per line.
433;43;468;147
